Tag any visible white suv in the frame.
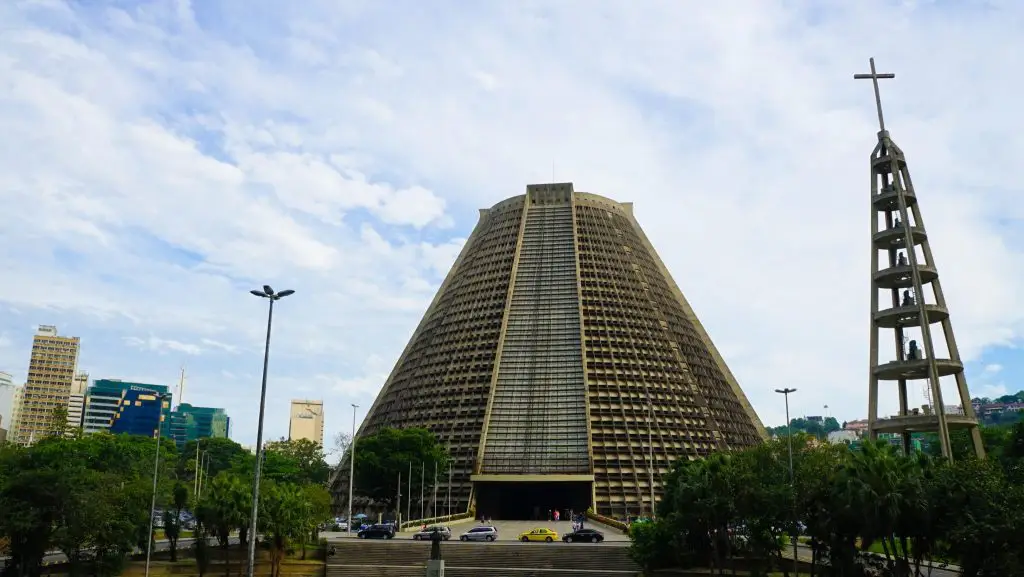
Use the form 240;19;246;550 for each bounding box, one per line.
459;526;498;542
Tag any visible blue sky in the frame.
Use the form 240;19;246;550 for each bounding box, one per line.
1;0;1022;450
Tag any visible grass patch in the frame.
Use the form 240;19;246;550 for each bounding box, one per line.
154;530;194;540
858;540;954;565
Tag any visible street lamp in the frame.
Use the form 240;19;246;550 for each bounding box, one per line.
145;392;170;577
246;285;294;577
347;403;358;534
775;387;799;576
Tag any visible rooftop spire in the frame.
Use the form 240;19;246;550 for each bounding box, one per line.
853;57;896;132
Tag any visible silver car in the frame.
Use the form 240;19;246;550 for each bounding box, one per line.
412;525;451;541
459;525;498;542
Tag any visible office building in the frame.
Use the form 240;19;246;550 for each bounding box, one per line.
83;379;171;437
15;326;80;444
66;371;89;433
289;399;324;445
0;371;13;425
167;403;229;447
332;183;767;520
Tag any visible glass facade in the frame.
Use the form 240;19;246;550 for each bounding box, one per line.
83;380;171;438
167;403;229;447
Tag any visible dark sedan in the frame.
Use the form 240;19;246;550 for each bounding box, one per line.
562;528;604;543
357;524;396;539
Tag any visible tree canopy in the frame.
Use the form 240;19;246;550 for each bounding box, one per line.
264;438;332;486
352;427;449;512
0;431;333;577
0;433;170;577
632;433;1024;577
178;436;251;480
767;416;841;439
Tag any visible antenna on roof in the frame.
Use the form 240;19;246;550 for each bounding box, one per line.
176;366;187;408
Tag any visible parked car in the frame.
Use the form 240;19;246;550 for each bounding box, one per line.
357;524;396;539
562;528;604;543
518;528;558;542
413;526;451;541
459;526;498;542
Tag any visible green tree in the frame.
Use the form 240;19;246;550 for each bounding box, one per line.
196;473;250;576
49;406;69;438
0;435;154;577
934;458;1023;576
729;440;793;574
823;416;841;434
642;437;1024;576
162;482;190;562
295;484;332;559
264;438;331;486
257;481;304;577
352;428;449;513
180;437;250;481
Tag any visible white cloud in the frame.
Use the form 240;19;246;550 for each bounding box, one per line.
124;336;203;356
983;364;1003;374
0;1;1022;447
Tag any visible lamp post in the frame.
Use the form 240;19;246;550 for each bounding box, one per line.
246;285;294;577
193;441;201;496
775;387;799;576
145;392;169;577
446;462;452;517
348;403;359;533
198;452;210;499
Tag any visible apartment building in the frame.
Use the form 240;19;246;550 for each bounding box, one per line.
15;326;80;444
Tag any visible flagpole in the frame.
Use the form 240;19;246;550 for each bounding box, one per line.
432;461;438;518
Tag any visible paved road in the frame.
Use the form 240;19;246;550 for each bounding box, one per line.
325;518;629;544
1;537;238;567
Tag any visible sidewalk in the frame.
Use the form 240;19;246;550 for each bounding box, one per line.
785;544;962;575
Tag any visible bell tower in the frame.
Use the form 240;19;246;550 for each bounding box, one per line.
858;58;984;460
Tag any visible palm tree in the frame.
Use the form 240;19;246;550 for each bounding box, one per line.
197;474;248;577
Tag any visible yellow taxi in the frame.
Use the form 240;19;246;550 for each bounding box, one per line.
518;528;558;542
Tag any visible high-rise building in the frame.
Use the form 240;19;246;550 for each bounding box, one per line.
9;385;23;440
332;183;766;519
0;371;14;425
289;399;324;445
66;372;89;434
83;379;171;437
15;326;80;444
167;403;229;447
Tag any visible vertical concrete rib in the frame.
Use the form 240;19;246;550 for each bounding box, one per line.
481;185;590;475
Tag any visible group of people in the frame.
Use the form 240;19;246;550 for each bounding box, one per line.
473;507;588;529
549;509;587;532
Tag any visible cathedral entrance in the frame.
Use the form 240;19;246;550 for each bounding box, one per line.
474;480;592;521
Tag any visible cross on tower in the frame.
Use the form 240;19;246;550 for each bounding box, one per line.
854;57;896;132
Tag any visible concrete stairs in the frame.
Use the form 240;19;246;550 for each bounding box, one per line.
326;539;640;576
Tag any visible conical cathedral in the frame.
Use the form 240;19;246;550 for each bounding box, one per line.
335;183;766;520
